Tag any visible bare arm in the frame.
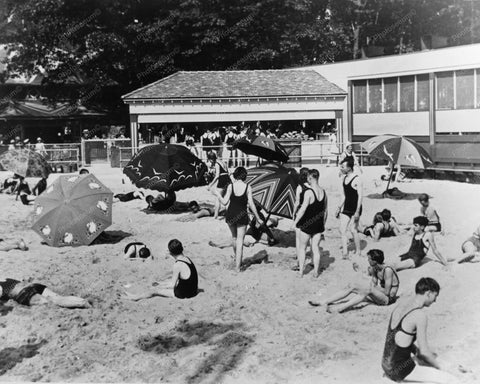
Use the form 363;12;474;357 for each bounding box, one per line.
427;233;448;266
293;186;302;218
213;184;232;206
323;192;328;225
382;268;393;296
208;163;221;188
415;313;442;369
373;223;383;242
353;177;363;220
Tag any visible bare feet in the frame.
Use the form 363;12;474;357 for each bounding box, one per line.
121;291;141;301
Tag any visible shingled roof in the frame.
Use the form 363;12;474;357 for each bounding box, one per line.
123;70;345;100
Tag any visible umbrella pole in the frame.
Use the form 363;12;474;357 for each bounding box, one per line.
385;165;395;193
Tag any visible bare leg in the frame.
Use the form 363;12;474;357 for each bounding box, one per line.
0;239;28;251
208;239;233;248
235;225;247;271
394;258;416;271
228;224;237;260
122;288;175;301
339;214;351;259
350;217;361;257
297;231;310;277
311;232;323;277
38;288;91;308
452;243;480;263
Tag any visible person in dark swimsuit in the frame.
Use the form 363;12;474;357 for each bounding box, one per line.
225;128;238;167
308;249;399;312
294;169;328;278
124;242;152;260
382;278;460;383
114;190;144;202
145;191;176;211
395;216;448;271
0;278;90;308
337;157;363;259
122;239;198;300
207;151;231;219
292;168;311;271
213;166;262;272
14;176;35;205
32;176;47;196
365;209;401;241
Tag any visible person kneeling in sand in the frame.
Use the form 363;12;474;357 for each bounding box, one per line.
122;239;198;300
394;216;448;271
309;249;399;313
0;238;28;251
0;278;90;308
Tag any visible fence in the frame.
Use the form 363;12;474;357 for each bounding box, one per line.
115;141;369;169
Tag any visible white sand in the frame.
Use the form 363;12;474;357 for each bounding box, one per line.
0;164;479;383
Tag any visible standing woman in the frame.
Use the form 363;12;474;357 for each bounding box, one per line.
292;167;310;271
213;166;262;272
225;128;238;167
207;151;231;219
294;169;327;277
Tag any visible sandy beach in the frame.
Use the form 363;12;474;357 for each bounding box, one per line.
1;164;479;383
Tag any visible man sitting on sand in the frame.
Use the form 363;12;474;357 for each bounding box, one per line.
122;239;198;300
0;278;90;308
395;216;448;271
418;194;442;233
0;238;28;252
308;249;399;313
382;277;461;383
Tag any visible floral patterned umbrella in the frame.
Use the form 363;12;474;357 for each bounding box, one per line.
0;148;52;177
31;174;113;247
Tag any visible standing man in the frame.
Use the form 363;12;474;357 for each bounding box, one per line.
35;137;47;157
336;157;363;259
382;277;460;383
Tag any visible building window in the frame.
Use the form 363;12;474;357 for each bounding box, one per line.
384;77;398;112
436;71;454;109
417;74;429;111
353;80;367;113
400;76;415;112
456;69;474;109
368;78;382;113
477;69;480;108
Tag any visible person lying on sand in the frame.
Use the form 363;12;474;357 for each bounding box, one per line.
309;249;399;313
418;194;442;233
381;277;461;383
114;190;144;202
456;225;480;263
0;238;28;251
0;175;19;194
0;278;90;308
176;201;224;221
364;209;401;241
122;239;198;300
145;191;176;211
124;242;152;260
394;216;448;271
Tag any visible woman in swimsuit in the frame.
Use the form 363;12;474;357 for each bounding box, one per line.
309;249;399;313
292;168;311;271
293;169;327;278
207;151;231;219
213;166;262;272
0;277;90;308
382;278;460;383
122;239;198;300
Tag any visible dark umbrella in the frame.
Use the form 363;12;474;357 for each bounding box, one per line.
361;134;434;192
246;163;299;219
233;136;289;163
123;144;208;192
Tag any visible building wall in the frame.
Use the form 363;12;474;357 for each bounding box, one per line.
353;112;429;136
436;109;480;133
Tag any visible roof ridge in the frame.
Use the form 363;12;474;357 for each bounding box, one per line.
122;71;181;99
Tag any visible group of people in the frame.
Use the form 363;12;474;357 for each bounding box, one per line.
0;173;46;205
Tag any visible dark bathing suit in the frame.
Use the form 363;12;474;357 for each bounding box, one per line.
428;222;442;232
0;278;46;306
296;189;326;235
399;233;428;267
124;242;148;258
378;266;399;305
173;258;198;299
225;185;249;226
382;307;422;382
215;162;231;189
342;175;362;218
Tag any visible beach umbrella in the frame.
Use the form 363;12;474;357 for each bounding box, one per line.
246;163;299;219
31;174;113;247
0;148;51;177
361;134;434;191
123;144;208;192
233;136;289;163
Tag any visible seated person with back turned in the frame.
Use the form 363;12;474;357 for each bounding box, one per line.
122;239;198;300
0;277;90;308
309;249;399;313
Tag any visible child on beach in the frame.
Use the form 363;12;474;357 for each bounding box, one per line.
122;239;198;300
0;278;90;308
308;249;399;313
394;216;448;271
418;194;442;233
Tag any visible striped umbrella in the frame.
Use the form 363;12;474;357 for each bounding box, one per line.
233;136;289;163
361;135;433;190
246;164;299;219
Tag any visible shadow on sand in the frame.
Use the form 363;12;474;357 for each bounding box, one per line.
91;230;132;245
0;340;47;375
137;320;253;384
